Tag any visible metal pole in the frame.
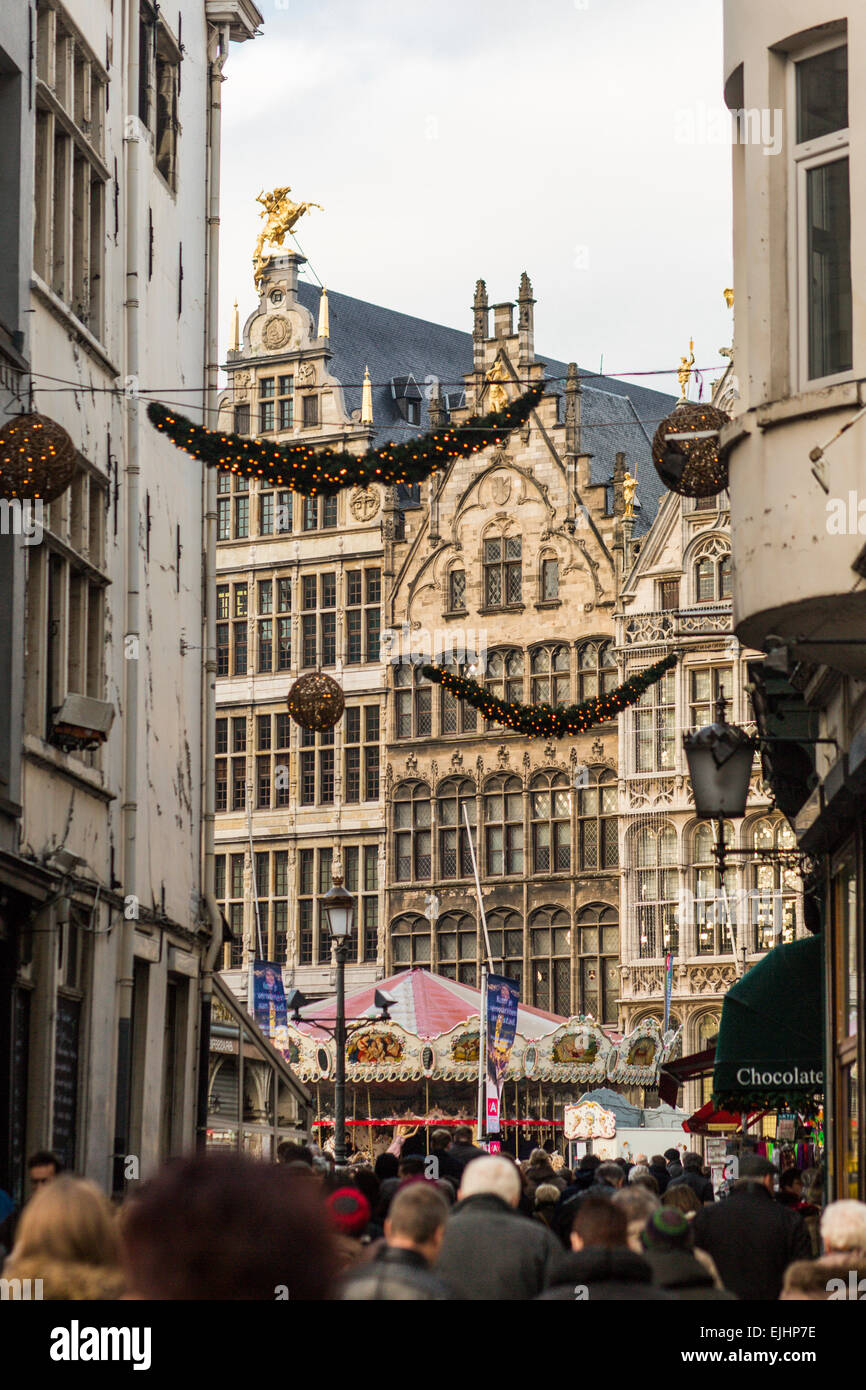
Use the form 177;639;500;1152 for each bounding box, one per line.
334;940;348;1171
477;962;488;1144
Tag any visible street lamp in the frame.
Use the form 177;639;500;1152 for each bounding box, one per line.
322;877;354;1170
682;694;755;822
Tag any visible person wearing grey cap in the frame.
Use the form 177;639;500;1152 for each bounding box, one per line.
692;1154;813;1300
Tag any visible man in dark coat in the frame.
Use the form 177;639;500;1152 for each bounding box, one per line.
538;1195;673;1300
429;1128;463;1182
435;1156;563;1299
445;1125;483;1173
692;1155;813;1300
667;1152;715;1204
649;1155;670;1195
640;1208;736;1300
664;1147;684;1182
340;1183;454;1300
552;1161;624;1248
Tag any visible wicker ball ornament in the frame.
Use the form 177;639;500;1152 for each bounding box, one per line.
651;401;730;499
287;671;345;731
0;413;77;502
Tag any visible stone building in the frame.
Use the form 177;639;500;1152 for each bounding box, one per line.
615;360;807;1113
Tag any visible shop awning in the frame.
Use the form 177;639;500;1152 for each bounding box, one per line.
683;1099;766;1134
658;1047;716;1108
713;934;824;1111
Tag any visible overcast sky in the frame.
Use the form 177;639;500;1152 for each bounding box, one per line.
218;0;732;396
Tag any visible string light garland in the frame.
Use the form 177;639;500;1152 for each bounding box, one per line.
146;385;544;496
421;652;678;739
0;412;77;502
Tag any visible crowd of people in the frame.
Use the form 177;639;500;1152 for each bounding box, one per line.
2;1132;865;1301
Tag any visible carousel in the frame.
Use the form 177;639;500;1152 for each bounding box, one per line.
270;967;681;1157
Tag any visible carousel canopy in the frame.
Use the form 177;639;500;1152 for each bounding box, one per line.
296;967;569;1041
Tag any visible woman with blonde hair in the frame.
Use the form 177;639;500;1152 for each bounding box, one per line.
3;1175;125;1299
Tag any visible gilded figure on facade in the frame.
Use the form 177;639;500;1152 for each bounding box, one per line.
253;186;323;287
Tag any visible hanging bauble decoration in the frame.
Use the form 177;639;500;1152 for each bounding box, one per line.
287;671;345;731
0;413;77;503
651;401;730;498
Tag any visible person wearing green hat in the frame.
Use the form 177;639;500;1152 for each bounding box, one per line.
640;1208;736;1300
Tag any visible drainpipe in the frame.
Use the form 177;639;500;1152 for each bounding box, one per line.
196;23;230;1149
114;5;142;1194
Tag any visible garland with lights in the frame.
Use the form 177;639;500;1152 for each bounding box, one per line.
421;652;678;738
146;384;544;496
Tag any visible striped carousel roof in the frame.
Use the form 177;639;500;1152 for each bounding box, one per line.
296;967;568;1041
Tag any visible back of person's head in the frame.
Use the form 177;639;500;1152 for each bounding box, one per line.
527;1148;548;1168
628;1164;651;1182
631;1174;660;1196
453;1126;473;1145
386;1182;449;1246
781;1260;836;1301
802;1164;824;1207
398;1154;426;1178
120;1154;337;1299
642;1207;694;1252
435;1178;456;1206
596;1162;624;1188
572;1194;628;1249
459;1156;521;1207
779;1167;802;1192
650;1155;666;1168
326;1186;372;1239
664;1148;680;1163
534;1183;561;1207
662;1183;701;1216
579;1154;598;1172
431;1128;451;1152
612;1185;659;1227
349;1167;380;1212
277;1140;312;1167
13;1176;118;1268
820;1199;866;1255
27;1149;64;1177
683;1152;704;1172
374;1176;401;1223
374;1152;399;1181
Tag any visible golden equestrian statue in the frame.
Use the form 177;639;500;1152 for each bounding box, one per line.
253;186;323;287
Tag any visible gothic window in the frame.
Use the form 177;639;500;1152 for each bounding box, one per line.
441;662;478;735
393;783;432;882
483;534;522;607
530;907;571;1015
577;768;618;870
530;772;571;873
634;667;676;772
693;822;737;956
436;912;476;984
540;553;560;602
530;645;570;705
486;908;523;995
438;778;476;880
484;649;524;728
749;817;799;951
394;665;432;739
448;567;467;612
692;537;732;604
577;641;616;701
635;824;679;958
577;904;619;1024
689;666;734;730
391;913;431;967
484;775;524;876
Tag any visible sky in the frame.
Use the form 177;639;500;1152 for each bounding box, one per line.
218;0;732;396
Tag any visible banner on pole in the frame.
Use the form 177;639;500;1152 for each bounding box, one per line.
664;951;674;1033
252;960;289;1052
485;974;520;1134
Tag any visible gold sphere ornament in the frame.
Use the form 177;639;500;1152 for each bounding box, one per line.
287;671;345;731
651;401;730;498
0;412;77;503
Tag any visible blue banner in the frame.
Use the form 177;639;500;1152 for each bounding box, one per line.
486;974;520;1134
664;951;674;1033
252;960;287;1045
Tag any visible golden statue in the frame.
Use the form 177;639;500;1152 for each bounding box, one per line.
723;287;734;308
486;358;509;413
622;470;637;518
253;186;323;288
677;338;695;401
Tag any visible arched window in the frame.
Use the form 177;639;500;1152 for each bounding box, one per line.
436;912;476;984
577;904;619;1024
391;913;431;967
392;783;431;882
539;551;560;602
484;649;524;729
484;775;524;876
697;1013;721;1103
530;771;571;873
440;661;478;735
749;817;799;951
486;908;523;993
530;645;570;705
692;537;731;604
394;664;431;739
635;824;679;958
437;778;476;880
693;822;736;956
483;532;522;607
577;640;616;701
447;566;466;613
529;907;571;1015
577;768;618;869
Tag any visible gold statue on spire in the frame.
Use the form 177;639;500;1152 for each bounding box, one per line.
253;186;323;288
677;338;695;401
622;470;637;518
485;358;509;413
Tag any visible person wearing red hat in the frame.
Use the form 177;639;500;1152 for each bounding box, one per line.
326;1187;373;1272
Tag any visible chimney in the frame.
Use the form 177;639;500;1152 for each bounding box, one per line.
492;303;514;339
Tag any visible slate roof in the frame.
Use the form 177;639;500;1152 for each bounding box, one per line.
296;279;675;532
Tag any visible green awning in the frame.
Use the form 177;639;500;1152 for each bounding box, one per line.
713;934;824;1112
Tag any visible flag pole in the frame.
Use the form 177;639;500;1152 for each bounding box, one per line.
463;805;492;1146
